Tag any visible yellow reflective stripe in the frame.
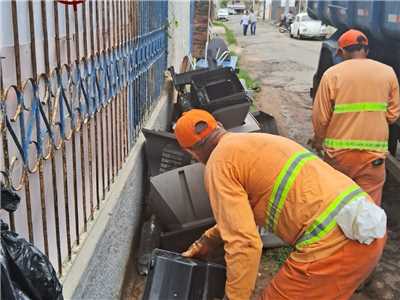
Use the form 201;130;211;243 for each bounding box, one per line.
266;151;317;232
334;102;387;113
296;185;366;249
324;138;388;151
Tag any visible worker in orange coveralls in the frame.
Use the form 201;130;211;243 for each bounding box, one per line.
174;109;386;300
312;29;400;205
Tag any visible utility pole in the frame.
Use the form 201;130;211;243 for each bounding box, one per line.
263;0;266;20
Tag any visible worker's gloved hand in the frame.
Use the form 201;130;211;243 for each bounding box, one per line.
182;236;212;258
308;137;323;157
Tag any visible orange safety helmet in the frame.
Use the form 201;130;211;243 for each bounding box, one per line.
174;109;218;148
338;29;368;49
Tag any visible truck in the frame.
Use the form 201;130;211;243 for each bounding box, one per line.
308;0;400;179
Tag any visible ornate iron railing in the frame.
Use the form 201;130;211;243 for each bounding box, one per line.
0;0;168;275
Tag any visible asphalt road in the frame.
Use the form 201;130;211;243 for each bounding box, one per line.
224;15;400;300
225;15;322;145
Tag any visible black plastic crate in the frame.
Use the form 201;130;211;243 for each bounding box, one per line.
142;128;193;177
142;249;226;300
190;67;246;106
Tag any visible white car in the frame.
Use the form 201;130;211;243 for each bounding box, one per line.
217;8;229;21
290;13;327;39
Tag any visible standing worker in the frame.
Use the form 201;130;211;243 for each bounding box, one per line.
312;29;400;205
174;109;386;300
240;11;250;36
249;9;257;35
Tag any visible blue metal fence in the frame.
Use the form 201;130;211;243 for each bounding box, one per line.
0;0;168;275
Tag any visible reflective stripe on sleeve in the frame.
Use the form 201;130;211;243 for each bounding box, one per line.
266;151;317;232
296;185;366;249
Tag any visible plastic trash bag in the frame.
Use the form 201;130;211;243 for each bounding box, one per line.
336;196;387;245
1;220;63;300
137;215;161;275
1;182;21;213
1;221;30;300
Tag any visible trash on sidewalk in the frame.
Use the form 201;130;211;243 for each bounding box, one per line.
142;249;226;300
142;128;192;177
0;185;63;300
149;163;212;231
137;60;280;297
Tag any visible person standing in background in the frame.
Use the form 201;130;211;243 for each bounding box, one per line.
312;29;400;205
240;11;250;36
249;9;257;35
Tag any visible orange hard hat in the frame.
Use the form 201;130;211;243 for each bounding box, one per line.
174;109;217;148
338;29;368;49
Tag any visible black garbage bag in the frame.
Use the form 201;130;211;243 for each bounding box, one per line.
1;182;21;213
1;221;30;300
1;220;63;300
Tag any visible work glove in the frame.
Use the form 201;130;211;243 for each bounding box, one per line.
308;136;323;157
182;235;213;258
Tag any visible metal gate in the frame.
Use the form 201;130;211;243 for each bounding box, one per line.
0;0;168;275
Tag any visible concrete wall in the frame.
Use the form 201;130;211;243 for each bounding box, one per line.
168;1;192;70
62;3;193;299
63;78;174;300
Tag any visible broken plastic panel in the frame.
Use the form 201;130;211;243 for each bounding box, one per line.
251;111;279;135
168;66;215;92
190;67;250;128
149;163;212;231
190;67;244;105
211;102;251;130
142;249;226;300
160;218;215;253
142;128;193;177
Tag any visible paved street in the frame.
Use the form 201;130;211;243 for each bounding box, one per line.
225;15;400;300
226;15;321;146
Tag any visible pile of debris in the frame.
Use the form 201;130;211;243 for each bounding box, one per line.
138;53;280;299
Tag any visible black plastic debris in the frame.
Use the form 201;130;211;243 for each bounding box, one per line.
230;112;261;133
142;249;226;300
190;68;250;128
1;221;63;300
1;183;21;213
169;66;214;92
1;221;30;300
142;128;193;177
149;163;212;231
160;218;215;253
252;111;279;135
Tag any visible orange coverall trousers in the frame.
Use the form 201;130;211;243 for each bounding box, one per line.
324;151;385;206
260;236;386;300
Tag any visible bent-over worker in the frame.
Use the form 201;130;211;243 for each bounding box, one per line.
174;109;386;300
312;29;400;205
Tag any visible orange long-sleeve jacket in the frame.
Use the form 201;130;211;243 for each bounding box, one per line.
202;133;364;300
312;58;400;158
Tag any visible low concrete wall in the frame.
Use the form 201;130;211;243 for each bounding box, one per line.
62;78;174;300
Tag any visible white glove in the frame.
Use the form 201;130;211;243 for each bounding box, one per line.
336;196;386;245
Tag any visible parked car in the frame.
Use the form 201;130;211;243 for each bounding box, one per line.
290;12;327;39
228;8;236;15
217;8;229;21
